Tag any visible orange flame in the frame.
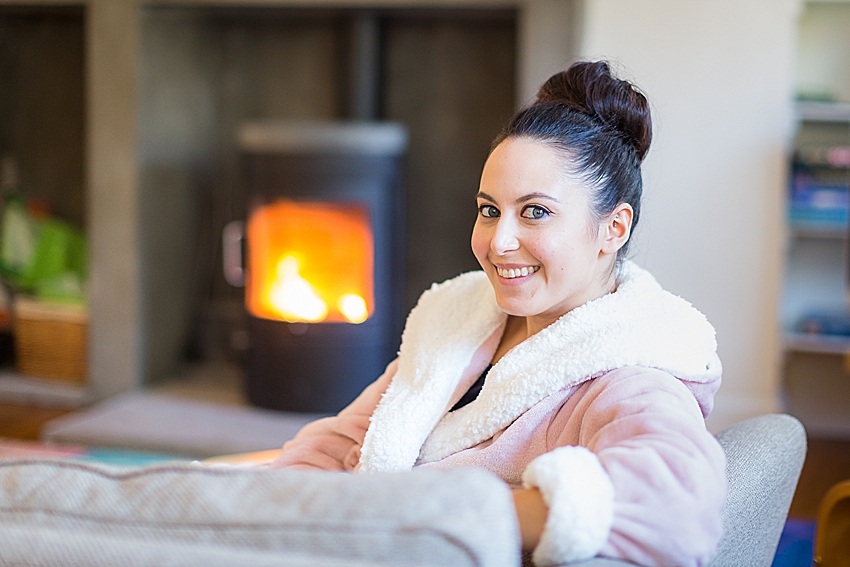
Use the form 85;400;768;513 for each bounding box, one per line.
246;200;373;324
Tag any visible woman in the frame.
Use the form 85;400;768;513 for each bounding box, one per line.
271;61;726;567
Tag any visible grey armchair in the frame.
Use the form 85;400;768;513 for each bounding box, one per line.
0;414;805;567
708;413;807;567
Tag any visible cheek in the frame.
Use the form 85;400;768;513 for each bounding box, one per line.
524;237;556;264
531;241;572;274
470;223;489;264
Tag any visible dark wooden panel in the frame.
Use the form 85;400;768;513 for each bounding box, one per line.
382;14;516;311
0;8;86;227
137;8;517;378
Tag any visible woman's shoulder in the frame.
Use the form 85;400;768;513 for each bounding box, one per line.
586;261;720;381
568;364;721;420
538;365;719;457
616;261;713;330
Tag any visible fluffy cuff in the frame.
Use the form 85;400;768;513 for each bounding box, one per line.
522;446;614;566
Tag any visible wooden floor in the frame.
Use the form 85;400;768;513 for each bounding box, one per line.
0;400;848;518
790;436;850;519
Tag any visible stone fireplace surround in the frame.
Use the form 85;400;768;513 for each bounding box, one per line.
0;0;580;405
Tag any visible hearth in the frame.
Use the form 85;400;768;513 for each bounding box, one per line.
226;121;407;413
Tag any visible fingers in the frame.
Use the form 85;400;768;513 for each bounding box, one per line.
332;414;371;444
272;433;359;470
271;414;371;471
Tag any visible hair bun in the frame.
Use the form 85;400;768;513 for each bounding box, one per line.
536;61;652;162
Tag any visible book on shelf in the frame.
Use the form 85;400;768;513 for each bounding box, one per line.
788;149;850;229
788;187;848;226
796;311;850;338
795;145;850;169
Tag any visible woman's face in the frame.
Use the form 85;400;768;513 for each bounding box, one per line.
471;137;622;332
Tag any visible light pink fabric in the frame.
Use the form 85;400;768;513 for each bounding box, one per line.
273;359;397;471
272;359;725;567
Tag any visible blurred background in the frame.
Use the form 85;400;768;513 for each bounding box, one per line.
0;0;849;558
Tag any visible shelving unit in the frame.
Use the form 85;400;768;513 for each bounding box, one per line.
785;332;850;355
782;105;850;338
796;101;850;123
781;0;850;436
789;221;847;239
784;107;850;311
783;107;850;357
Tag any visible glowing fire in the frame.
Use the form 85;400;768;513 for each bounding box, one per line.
269;256;328;322
337;294;368;324
246;200;373;324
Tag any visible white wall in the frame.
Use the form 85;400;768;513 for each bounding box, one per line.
517;0;583;106
577;0;801;431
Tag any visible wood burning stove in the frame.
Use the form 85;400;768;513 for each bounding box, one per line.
225;122;407;413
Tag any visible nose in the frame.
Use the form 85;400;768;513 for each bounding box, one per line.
491;217;520;255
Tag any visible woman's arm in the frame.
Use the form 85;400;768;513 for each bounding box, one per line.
522;367;726;567
269;359;398;470
512;487;547;551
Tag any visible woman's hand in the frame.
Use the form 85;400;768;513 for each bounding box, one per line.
267;414;370;471
512;487;548;551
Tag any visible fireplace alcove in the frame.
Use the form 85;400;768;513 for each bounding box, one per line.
136;4;521;410
0;0;581;409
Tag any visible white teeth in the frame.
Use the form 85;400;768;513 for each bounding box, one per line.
497;266;538;279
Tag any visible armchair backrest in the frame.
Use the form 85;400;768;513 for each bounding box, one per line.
708;414;807;567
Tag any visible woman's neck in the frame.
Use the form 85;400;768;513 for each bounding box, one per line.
491;315;530;364
493;272;619;364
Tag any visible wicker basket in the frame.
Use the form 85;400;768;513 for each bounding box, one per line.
14;297;88;383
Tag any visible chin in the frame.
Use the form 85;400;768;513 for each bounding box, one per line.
493;295;534;317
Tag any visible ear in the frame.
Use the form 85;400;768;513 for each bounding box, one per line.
600;203;633;255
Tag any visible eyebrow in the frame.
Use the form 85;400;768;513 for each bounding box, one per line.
476;191;561;205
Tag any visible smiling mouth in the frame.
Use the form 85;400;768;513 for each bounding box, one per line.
496;266;540;279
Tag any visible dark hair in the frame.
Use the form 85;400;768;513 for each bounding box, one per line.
494;61;652;263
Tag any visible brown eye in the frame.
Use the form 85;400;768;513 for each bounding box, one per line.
479;205;500;218
521;205;550;219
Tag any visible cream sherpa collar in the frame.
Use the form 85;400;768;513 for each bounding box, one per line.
359;262;720;473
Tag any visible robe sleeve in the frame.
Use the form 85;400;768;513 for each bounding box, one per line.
523;367;726;567
269;358;398;471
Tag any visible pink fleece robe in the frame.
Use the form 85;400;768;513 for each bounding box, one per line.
273;263;727;567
